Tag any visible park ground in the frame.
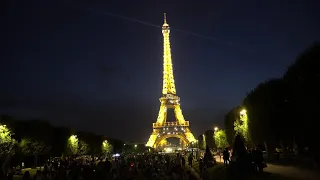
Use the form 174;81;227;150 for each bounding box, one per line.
191;157;320;180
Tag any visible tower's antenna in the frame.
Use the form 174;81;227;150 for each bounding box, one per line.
164;13;167;24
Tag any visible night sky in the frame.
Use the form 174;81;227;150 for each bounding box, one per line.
2;0;320;142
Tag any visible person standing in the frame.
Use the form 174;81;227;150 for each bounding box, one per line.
223;148;230;166
199;159;204;173
181;156;186;167
188;154;193;167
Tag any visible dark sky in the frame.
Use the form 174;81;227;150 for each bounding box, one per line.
2;0;319;142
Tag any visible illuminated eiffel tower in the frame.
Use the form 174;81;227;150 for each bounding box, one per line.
146;14;196;149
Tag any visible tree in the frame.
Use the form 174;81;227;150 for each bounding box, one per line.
214;130;229;149
203;145;214;166
20;138;51;167
0;124;17;172
78;140;89;156
102;140;113;157
234;109;251;144
0;125;16;156
224;106;241;145
67;135;79;156
282;42;320;159
232;135;252;174
204;130;214;150
52;127;70;157
198;134;206;150
0;116;124;160
242;79;287;150
20;138;50;156
232;42;320;161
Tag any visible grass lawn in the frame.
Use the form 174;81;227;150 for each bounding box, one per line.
13;168;39;180
193;162;227;179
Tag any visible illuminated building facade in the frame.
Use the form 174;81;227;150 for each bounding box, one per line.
146;14;196;149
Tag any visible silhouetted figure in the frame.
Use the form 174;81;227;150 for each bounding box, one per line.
22;171;31;180
223;148;230;165
104;159;112;172
7;173;13;180
199;158;204;173
181;156;186;166
186;170;197;180
231;135;252;176
175;154;181;167
33;170;43;180
188;154;193;167
252;147;265;172
203;145;214;167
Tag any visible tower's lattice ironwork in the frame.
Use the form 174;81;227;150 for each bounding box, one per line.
146;14;196;149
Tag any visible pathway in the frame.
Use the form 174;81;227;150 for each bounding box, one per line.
184;164;201;179
264;163;320;180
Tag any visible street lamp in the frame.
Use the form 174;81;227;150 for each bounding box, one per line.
68;135;79;155
0;124;10;139
134;144;137;148
240;109;247;116
69;135;77;143
0;124;7;132
214;127;219;132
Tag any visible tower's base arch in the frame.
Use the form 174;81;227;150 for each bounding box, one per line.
154;133;189;149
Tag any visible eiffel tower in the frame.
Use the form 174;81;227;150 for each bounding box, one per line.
146;14;196;149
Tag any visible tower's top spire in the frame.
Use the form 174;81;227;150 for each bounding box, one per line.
163;13;168;26
161;13;175;95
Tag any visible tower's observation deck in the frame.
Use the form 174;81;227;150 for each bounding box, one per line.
153;121;190;129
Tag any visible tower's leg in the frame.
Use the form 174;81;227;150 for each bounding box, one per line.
183;127;196;144
174;104;186;124
146;129;160;148
146;104;167;148
156;104;167;124
179;138;184;148
174;104;196;144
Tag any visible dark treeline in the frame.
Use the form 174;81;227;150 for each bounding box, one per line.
0;115;123;167
224;42;320;162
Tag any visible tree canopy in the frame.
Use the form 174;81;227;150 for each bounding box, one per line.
224;42;320;157
0;116;120;163
214;129;229;149
0;125;17;156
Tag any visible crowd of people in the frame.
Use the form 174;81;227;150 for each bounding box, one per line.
219;146;265;172
3;153;203;180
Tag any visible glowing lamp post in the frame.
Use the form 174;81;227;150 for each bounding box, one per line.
214;127;219;132
102;140;108;148
239;108;250;142
69;135;77;143
0;124;7;133
68;135;79;155
0;124;6;128
0;124;11;143
240;109;247;116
